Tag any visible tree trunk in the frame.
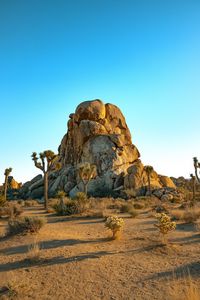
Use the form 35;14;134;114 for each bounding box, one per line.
44;172;48;210
4;175;8;201
84;182;88;196
192;180;196;203
147;174;151;194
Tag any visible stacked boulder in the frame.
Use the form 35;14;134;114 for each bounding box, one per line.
19;99;176;199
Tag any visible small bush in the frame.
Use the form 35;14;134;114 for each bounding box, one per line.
133;202;145;210
129;209;138;218
154;213;176;244
7;216;46;235
27;240;41;262
0;203;23;219
120;203;133;213
17;200;25;206
105;216;124;239
0;194;6;207
182;209;200;224
53;200;78;216
24;200;39;207
172;208;200;224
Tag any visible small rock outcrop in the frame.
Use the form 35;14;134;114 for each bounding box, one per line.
20;99;177;199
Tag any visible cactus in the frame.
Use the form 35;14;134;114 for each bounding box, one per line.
144;165;154;194
31;151;61;210
77;162;97;195
4;167;12;201
193;157;200;183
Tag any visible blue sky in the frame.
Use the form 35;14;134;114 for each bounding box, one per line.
0;0;199;184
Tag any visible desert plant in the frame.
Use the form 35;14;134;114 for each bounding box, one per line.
31;151;61;210
0;193;6;207
120;203;134;213
0;203;23;219
3;167;12;201
77;162;97;195
7;216;46;235
105;216;124;239
193;157;200;183
154;213;176;244
129;208;138;218
27;240;41;262
53;199;79;216
56;190;66;210
182;208;200;224
143;165;154;194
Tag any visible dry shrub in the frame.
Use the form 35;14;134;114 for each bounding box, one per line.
24;200;39;207
129;208;138;218
7;216;46;235
172;208;200;224
0;203;23;219
120;203;134;213
133;202;145;209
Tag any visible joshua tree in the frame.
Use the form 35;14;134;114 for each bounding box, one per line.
190;173;196;204
77;162;97;196
193;157;200;183
144;165;154;194
4;167;12;201
32;151;61;210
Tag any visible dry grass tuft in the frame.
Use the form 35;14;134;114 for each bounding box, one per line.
172;208;200;224
170;274;200;300
27;239;41;262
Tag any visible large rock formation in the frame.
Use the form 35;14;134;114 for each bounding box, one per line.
20;99;176;199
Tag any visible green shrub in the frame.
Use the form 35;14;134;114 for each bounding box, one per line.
53;200;79;216
7;216;46;235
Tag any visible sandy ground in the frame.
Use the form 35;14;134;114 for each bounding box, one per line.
0;206;200;300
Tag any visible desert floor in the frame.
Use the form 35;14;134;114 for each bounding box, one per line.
0;205;200;300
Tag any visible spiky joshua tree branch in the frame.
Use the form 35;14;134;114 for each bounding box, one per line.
4;167;12;201
77;162;97;196
31;150;61;210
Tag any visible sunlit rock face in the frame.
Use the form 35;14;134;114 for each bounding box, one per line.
20;99;176;199
57;99;174;197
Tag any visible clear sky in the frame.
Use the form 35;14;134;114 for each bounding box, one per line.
0;0;200;184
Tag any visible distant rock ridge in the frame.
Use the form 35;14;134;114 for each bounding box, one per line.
19;99;176;199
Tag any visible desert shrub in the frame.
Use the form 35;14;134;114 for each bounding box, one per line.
24;200;39;207
181;208;200;224
120;203;134;213
172;208;200;223
129;208;138;218
133;202;145;209
0;203;23;219
53;200;78;216
17;200;25;206
154;213;176;244
27;240;41;262
7;216;46;235
105;216;124;239
0;193;6;207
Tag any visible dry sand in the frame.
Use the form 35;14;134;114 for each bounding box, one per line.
0;206;200;300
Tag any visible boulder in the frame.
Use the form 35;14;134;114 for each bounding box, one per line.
19;99;178;199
